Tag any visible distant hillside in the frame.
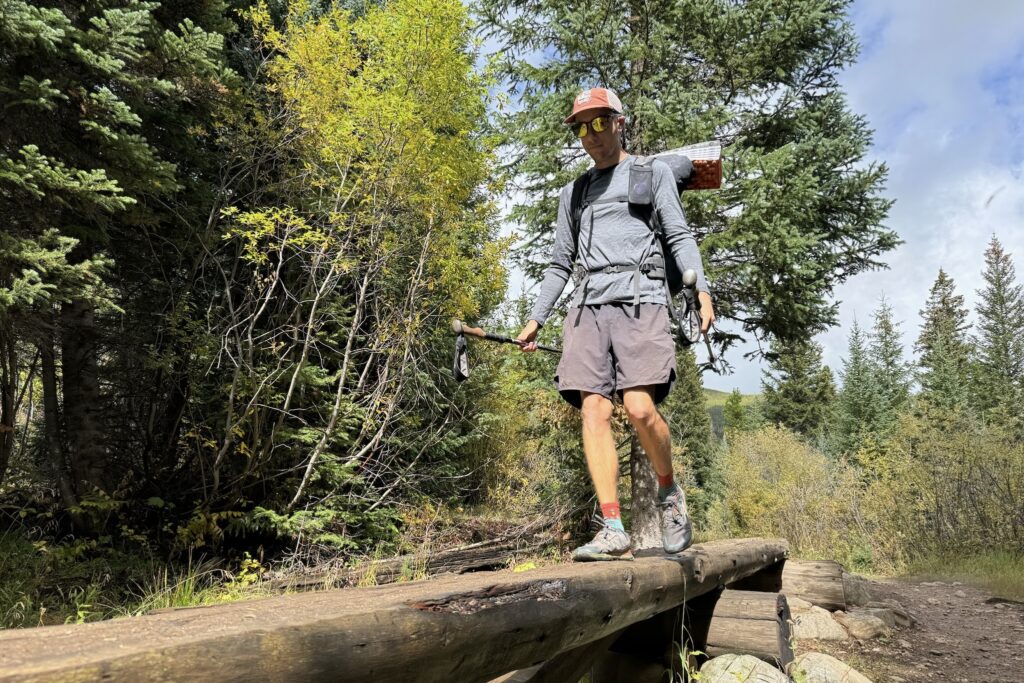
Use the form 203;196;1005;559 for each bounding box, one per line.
703;388;757;407
702;388;758;439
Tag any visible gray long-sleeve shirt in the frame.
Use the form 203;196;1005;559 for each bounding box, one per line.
529;155;709;326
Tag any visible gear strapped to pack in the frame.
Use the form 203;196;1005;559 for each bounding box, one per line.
569;156;703;346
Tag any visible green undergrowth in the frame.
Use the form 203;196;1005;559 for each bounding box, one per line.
0;532;270;629
903;551;1024;600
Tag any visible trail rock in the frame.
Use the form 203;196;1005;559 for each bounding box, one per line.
862;600;915;627
789;652;874;683
842;572;877;607
788;596;814;612
856;605;915;629
834;610;891;640
700;654;790;683
792;606;850;641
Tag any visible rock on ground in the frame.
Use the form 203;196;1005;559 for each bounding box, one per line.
793;605;851;641
833;610;891;640
789;652;874;683
843;572;879;607
788;596;815;612
858;603;915;629
700;654;790;683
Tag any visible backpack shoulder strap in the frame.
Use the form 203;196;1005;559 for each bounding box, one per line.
569;169;593;243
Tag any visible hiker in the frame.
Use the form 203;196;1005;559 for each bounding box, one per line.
516;87;715;561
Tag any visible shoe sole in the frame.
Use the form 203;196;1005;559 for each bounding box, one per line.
572;550;635;562
663;541;693;555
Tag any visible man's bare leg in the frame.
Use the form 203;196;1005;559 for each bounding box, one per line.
573;391;633;560
622;386;693;553
580;391;618;504
621;386;673;478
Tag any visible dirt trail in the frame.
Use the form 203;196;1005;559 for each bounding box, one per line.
810;578;1024;683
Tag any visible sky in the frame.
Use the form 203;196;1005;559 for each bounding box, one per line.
495;1;1024;394
788;0;1024;396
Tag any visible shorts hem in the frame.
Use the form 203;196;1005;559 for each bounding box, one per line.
555;384;615;410
616;369;677;405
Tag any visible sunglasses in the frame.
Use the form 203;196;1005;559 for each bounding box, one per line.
569;114;618;138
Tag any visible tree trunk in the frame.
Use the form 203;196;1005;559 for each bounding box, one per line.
60;300;108;495
39;334;77;511
629;432;661;550
0;324;15;486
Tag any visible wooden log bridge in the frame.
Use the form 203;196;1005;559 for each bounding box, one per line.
0;538;788;683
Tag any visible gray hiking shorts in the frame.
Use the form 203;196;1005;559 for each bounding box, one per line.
555;303;676;409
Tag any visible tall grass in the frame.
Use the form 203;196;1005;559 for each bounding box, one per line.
906;551;1024;600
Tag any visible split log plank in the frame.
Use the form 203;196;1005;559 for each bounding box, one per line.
705;590;794;667
271;535;548;591
729;559;846;611
0;538;787;683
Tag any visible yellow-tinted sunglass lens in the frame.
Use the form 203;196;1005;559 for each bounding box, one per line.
591;116;606;133
574;122;588;138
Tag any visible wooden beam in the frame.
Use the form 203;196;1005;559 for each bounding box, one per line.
705;590;794;668
730;559;845;611
0;538;787;683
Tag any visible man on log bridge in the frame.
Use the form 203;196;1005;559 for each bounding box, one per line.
516;87;715;561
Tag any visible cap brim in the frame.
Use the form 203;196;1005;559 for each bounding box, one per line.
563;106;620;124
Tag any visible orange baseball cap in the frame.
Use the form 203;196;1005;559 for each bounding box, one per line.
564;87;624;124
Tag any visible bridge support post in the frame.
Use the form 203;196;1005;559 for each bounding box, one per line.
590;585;725;682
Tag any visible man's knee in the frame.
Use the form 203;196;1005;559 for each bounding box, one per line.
623;389;660;427
580;392;613;431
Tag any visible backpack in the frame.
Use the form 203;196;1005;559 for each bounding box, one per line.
568;148;712;346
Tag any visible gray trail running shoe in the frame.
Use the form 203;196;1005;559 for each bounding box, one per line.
572;525;634;562
661;489;694;554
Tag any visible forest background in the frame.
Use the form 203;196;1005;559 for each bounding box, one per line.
0;0;1020;628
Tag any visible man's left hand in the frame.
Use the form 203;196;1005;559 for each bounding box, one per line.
698;291;715;336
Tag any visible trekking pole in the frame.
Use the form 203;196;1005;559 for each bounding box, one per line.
451;319;560;382
451;320;560;354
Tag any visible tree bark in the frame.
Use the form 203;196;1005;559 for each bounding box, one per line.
38;333;77;510
0;324;15;486
60;299;108;495
629;433;661;550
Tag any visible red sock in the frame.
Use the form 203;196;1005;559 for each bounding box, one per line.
657;473;674;489
600;502;621;520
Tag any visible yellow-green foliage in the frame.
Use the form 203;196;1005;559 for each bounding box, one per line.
470;336;580;518
863;408;1024;566
708;425;872;569
251;0;508;321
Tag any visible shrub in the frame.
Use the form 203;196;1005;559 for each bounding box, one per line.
707;425;873;570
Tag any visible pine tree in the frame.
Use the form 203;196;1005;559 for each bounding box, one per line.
761;339;836;440
477;0;897;349
833;320;884;456
971;236;1024;423
723;389;749;433
478;0;895;548
916;269;971;410
0;0;230;502
868;296;911;423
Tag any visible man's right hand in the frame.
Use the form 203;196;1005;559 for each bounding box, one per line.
516;320;541;352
